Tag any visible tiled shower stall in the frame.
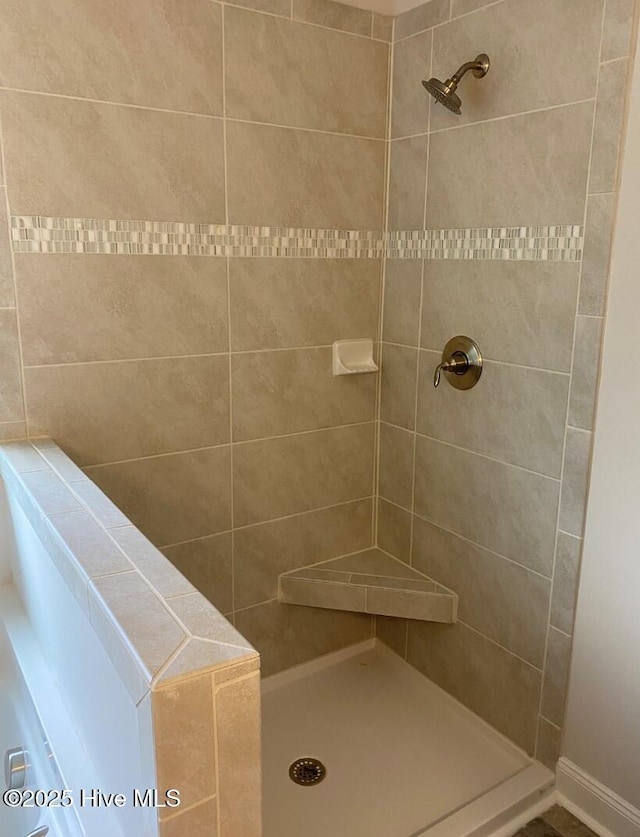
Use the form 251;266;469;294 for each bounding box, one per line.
0;0;636;785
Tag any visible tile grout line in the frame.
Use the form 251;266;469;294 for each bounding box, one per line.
221;1;238;625
393;0;510;45
533;0;609;760
0;114;30;435
394;500;557;582
411;96;597;138
78;422;378;473
405;24;433;662
211;676;222;837
381;419;563;483
457;618;544;674
226;0;387;43
385;341;574;376
373;25;396;554
158;496;375;551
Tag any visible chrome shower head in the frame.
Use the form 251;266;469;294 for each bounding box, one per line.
422;53;490;115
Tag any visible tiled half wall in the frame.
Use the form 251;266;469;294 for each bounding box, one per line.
377;0;636;772
0;0;635;773
0;0;395;676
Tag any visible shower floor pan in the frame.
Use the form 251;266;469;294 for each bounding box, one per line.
262;639;553;837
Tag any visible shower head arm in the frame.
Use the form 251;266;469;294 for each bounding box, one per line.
450;53;490;85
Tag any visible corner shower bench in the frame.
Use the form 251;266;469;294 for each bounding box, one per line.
278;548;457;623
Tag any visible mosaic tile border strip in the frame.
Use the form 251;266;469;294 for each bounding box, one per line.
10;216;385;258
11;216;584;261
388;225;584;261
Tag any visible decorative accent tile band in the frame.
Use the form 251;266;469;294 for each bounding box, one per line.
11;216;584;261
10;216;385;258
388;225;584;261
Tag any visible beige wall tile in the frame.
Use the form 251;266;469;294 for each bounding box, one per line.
323;547;417;576
1;439;48;473
25;356;230;466
391;30;431;138
46;509;131;578
0;309;23;423
373;13;394;41
233;423;375;526
417;352;569;477
601;0;636;60
160;798;217;837
214;657;260;686
535;718;562;771
431;0;602;130
160;639;255;683
215;673;262;837
420;260;580;372
229;257;380;351
235;599;371;675
412;517;551;666
1;92;225;221
169;592;251;648
375;615;408;656
228;0;290;16
590;59;629;194
0;421;26;441
380;344;418;430
559;427;592;537
569;316;603;430
426;102;593;228
451;0;495;16
232;347;376;441
107;525;195;599
3;469;73;532
15;467;83;516
31;439;89;483
407;619;542;753
414;436;560;574
226;121;385;228
366;585;454;621
16;255;228;364
153;674;216;813
580;192;616;316
86;447;232;546
382;260;423;346
551;532;581;635
541;626;572;726
395;0;450;41
280;575;366;611
234;499;372;609
163;533;233;614
293;0;372;35
376;498;412;562
70;478;130;528
378;422;414;510
92;571;185;678
388;135;429;230
0;196;15;308
226;7;387;136
85;578;149;700
0;0;223;114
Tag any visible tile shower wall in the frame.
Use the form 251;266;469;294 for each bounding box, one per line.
0;0;392;675
377;0;636;762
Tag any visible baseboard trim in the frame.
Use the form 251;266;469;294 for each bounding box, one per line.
557;758;640;837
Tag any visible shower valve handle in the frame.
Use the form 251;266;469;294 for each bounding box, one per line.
433;353;469;387
433;336;483;391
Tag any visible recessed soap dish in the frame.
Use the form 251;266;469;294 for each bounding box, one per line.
332;339;379;376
